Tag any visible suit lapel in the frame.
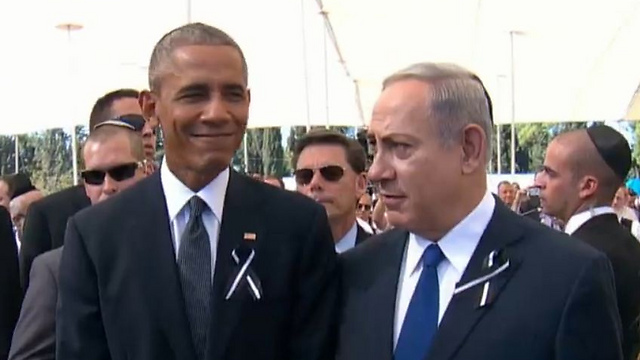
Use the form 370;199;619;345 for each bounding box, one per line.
428;200;524;360
360;229;408;359
355;224;371;245
131;173;196;360
208;172;265;360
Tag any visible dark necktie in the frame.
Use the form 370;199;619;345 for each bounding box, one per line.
177;196;212;360
395;244;445;360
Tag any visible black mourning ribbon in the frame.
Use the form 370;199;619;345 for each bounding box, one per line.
224;244;263;301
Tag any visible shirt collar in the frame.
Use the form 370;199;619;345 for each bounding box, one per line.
564;206;615;235
407;190;495;275
160;157;230;222
335;221;359;254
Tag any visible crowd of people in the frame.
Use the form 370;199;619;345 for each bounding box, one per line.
0;21;639;360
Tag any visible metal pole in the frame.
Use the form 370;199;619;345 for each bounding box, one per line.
68;28;78;185
300;0;311;131
496;124;501;174
186;0;192;22
323;18;329;129
14;135;19;173
243;132;249;173
510;31;517;175
71;126;78;185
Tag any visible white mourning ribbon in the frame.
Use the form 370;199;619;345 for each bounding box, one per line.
225;249;262;300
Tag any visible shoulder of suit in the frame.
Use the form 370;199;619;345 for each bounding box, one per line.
240;173;326;215
341;228;405;262
32;248;62;272
30;185;85;211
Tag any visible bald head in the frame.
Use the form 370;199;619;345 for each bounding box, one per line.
84;125;145;162
10;189;43;239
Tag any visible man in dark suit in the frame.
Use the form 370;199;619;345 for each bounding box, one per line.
292;129;370;253
56;23;338;360
337;62;622;360
537;125;640;360
0;207;20;360
19;88;143;290
9;123;149;360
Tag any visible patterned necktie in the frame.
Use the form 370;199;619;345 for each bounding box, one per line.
177;196;212;360
395;244;445;360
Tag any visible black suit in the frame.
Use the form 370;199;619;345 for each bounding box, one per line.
337;200;623;360
355;225;370;246
57;171;338;360
19;185;89;291
0;207;20;360
572;214;640;360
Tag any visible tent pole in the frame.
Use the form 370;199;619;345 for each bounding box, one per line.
14;135;19;173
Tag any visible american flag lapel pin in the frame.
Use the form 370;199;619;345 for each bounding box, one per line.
244;232;257;241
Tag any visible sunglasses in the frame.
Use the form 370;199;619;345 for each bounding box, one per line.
358;203;372;211
81;162;141;185
294;165;344;186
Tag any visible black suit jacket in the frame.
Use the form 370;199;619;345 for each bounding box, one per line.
337;200;623;360
572;214;640;360
0;207;20;360
355;224;370;246
56;171;338;360
19;185;89;291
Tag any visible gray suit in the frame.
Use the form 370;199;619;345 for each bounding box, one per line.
9;248;61;360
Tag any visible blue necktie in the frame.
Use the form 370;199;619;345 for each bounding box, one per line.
395;244;445;360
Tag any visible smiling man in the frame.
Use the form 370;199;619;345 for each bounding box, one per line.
56;23;337;360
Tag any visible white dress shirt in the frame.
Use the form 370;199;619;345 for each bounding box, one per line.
393;191;495;347
564;206;615;235
160;159;229;279
335;221;358;254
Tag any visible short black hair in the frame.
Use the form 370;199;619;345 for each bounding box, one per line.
89;89;140;131
292;129;366;174
148;22;248;91
497;180;512;190
5;173;35;199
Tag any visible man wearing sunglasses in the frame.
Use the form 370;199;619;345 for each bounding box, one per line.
57;23;337;360
9;122;148;360
293;129;371;253
19;89;143;292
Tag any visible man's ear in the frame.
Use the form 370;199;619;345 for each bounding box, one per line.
460;124;486;174
139;90;160;129
577;175;598;200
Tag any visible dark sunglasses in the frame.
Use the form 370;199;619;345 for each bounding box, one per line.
81;162;141;185
294;165;344;186
358;203;372;211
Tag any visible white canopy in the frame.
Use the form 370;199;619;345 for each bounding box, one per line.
1;0;639;135
321;0;640;125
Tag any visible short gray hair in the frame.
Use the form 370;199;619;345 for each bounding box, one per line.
148;22;248;91
383;62;493;162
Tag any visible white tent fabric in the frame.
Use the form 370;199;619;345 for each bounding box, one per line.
0;0;362;135
321;0;640;125
1;0;640;135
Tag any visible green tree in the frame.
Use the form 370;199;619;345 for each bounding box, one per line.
244;127;287;176
0;135;17;175
25;129;73;194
